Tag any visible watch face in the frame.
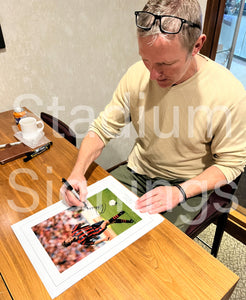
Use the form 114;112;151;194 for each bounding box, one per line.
0;25;5;49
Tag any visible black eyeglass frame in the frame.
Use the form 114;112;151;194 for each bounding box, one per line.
135;11;201;34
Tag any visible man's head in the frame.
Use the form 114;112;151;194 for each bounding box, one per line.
136;0;206;88
136;0;203;53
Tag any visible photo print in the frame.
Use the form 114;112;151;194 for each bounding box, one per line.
32;188;142;273
12;176;163;298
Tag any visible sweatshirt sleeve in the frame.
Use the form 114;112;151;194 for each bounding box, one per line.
211;94;246;182
89;69;132;145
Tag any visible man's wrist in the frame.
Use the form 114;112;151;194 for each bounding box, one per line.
173;184;187;202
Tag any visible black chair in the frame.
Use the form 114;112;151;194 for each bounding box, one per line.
107;161;241;257
185;175;241;257
40;112;76;147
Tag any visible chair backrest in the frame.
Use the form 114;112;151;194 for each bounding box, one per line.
40;112;76;147
185;175;241;238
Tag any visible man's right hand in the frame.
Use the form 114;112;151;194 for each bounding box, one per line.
60;131;105;207
60;172;88;207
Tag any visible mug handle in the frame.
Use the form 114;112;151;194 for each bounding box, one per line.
36;120;44;133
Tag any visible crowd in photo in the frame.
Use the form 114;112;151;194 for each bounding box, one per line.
32;207;107;273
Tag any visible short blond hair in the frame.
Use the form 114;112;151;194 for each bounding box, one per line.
137;0;202;52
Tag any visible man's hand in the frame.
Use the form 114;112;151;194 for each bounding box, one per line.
60;131;105;207
135;186;184;214
60;172;88;207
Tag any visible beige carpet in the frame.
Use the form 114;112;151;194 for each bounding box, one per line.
195;224;246;300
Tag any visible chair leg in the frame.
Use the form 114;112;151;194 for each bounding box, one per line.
211;213;229;257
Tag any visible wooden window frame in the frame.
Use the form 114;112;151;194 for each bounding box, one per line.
201;0;227;60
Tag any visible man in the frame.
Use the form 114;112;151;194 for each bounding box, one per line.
63;0;246;232
62;211;134;247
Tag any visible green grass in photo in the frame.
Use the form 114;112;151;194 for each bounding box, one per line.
88;189;142;235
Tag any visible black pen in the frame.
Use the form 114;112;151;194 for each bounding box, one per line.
23;142;53;162
62;178;81;201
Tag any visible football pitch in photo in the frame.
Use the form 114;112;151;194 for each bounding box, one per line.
87;188;142;235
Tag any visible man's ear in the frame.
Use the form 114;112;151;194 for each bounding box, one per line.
192;34;207;56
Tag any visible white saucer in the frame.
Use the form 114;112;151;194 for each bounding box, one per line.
14;131;50;149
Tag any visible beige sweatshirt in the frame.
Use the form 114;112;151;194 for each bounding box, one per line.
90;55;246;182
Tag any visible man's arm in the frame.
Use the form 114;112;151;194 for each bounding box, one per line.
135;165;227;214
61;66;133;207
62;131;105;206
180;165;228;198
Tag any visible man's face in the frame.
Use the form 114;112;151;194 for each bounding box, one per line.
138;35;195;88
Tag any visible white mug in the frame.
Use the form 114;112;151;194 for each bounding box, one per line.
19;117;44;140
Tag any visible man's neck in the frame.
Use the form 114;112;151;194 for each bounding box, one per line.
195;53;207;71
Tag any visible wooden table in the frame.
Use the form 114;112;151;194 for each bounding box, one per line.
0;109;239;300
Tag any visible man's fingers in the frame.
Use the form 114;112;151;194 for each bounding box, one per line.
60;179;88;207
61;187;83;207
135;187;175;213
135;190;159;209
66;190;84;207
78;180;88;202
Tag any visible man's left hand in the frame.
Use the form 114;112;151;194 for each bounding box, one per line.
135;186;183;214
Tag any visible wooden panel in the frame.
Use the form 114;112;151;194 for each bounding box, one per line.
225;219;246;245
201;0;227;59
226;203;246;245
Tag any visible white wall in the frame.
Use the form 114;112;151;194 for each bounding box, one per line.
0;0;207;169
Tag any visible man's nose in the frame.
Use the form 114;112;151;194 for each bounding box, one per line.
149;66;162;80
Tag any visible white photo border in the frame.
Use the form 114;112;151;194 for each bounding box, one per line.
12;176;164;299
